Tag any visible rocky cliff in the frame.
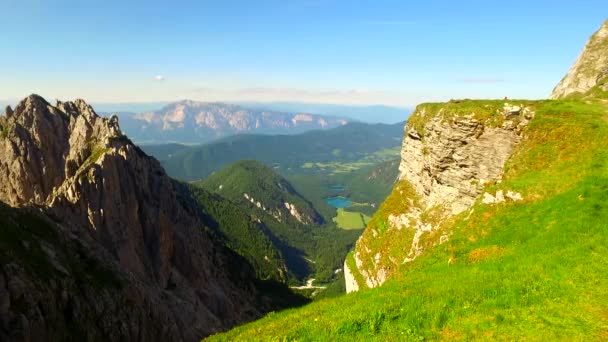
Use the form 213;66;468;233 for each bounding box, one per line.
345;101;534;292
0;95;302;341
551;20;608;99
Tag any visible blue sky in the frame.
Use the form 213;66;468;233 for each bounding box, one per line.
0;0;606;106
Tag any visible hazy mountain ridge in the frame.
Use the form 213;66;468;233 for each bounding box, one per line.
111;100;350;144
238;102;412;124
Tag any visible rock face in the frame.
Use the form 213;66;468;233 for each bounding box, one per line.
0;95;298;341
343;262;359;293
551;20;608;99
398;105;533;215
345;102;534;293
116;101;349;144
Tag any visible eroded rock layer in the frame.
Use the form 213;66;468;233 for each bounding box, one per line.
345;102;533;293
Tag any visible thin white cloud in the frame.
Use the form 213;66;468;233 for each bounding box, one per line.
177;87;416;107
153;75;166;82
458;78;506;83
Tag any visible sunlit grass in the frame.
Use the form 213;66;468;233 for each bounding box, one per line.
333;208;371;230
206;98;608;341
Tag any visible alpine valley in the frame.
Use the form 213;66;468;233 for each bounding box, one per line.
1;6;607;342
0;90;404;341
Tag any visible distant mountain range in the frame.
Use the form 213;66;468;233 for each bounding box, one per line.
238;102;411;124
107;100;350;144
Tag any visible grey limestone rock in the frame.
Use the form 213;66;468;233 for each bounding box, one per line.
551;20;608;99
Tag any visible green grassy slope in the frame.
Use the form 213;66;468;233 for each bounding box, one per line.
333;208;371;230
206;97;608;341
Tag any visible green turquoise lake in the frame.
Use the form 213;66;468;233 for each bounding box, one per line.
326;196;352;208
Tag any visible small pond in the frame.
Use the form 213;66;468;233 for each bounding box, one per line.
329;185;345;191
326;196;352;208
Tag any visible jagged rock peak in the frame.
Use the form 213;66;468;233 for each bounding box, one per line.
6;94;118;133
551;19;608;99
3;105;12;117
11;94;50;120
0;95;125;206
12;94;99;120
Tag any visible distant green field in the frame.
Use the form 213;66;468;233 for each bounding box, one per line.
333;208;371;230
300;147;401;175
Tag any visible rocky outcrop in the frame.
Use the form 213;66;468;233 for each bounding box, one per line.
398;104;533;215
346;101;534;293
551;20;608;99
343;261;359;293
0;95;300;341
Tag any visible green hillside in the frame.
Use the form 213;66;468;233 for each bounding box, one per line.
186;185;289;282
343;158;400;216
193;161;363;286
282;158;399;224
206;94;608;340
138;143;191;162
197;160;323;226
144;121;404;181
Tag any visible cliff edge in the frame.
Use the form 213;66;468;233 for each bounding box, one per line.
345;101;534;292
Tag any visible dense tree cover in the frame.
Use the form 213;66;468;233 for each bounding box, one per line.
187;185;289;282
285;159;400;220
342;159;400;216
143;121;404;181
197;160;323;226
150;127;404;292
190;161;364;285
